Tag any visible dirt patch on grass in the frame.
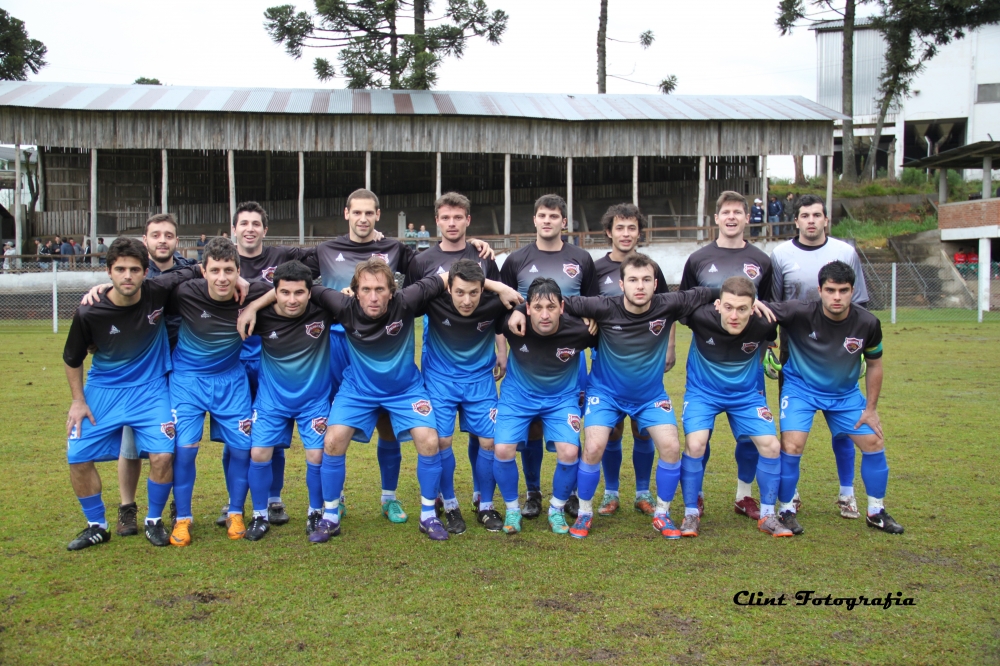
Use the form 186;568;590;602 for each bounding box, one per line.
534;591;601;613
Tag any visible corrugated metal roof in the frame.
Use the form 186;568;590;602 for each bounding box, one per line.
0;81;846;121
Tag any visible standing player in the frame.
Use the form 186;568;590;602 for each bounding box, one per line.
767;261;902;535
493;278;597;535
770;194;869;519
499;194;598;519
678;191;774;520
591;203;672;517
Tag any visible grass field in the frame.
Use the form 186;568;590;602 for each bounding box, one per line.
1;321;999;665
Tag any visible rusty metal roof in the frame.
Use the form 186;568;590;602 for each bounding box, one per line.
0;81;845;122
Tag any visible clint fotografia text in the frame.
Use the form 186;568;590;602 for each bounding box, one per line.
733;591;916;610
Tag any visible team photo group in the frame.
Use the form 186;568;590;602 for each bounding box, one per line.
61;186;903;552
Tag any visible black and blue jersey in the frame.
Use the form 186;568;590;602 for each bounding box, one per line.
405;242;500;286
500;313;596;398
681;303;778;398
422;292;507;383
593;252;669;297
499;242;597;299
253;301;336;410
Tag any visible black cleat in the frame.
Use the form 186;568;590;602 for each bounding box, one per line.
444;508;467;535
268;502;290;525
68;524;111;551
306;510;322;535
215;503;229;527
245;516;270;541
778;510;804;535
565;495;580;520
144;519;171;547
478;509;503;532
168;500;177;524
866;509;904;534
522;491;543;519
117;502;138;537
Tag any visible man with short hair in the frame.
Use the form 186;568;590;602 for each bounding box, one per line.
416;225;431;251
749;199;765;238
770;193;869;519
499;193;598;519
196;234;208;262
60;237;74;266
768;195;784;229
767;260;902;535
96;237;108;266
404;222;418;249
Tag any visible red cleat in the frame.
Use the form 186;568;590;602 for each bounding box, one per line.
734;496;761;520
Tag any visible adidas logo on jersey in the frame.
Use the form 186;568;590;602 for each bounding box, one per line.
708;264;718;273
109;325;120;335
791;262;801;271
604;276;613;284
335;253;345;262
706;337;716;345
809;331;818;340
529;265;539;273
268;331;278;339
200;310;211;318
520;344;529;353
442;318;451;326
436;265;447;274
612;325;622;330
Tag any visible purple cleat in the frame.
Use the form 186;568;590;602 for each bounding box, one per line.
308;518;340;543
418;516;449;541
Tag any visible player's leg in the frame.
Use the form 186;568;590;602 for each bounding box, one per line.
279;408;327;541
572;390;619;538
831;434;858;518
475;436;503;531
129;381;177;547
776;390;816;535
630;419;656;515
598;418;625;516
116;426;141;536
733;435;760;518
375;412;404;518
493;442;522;534
548;442;579;535
312;424;353;543
410;425;449;541
458;380;499;530
167;376;214;546
493;387;532;535
428;380;463;532
521;419;545;519
747;434;792;537
680;430;710;537
647;423;683;539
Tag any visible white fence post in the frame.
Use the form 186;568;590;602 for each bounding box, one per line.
52;261;58;333
891;262;897;325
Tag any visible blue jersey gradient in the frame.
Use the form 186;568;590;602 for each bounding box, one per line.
682;304;777;398
254;302;334;410
501;313;595;398
422;293;506;382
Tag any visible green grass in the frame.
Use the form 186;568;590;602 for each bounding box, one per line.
831;216;940;246
2;322;999;664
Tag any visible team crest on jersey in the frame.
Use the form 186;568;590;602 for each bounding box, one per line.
489;408;498;423
477;320;494;332
567;414;582;433
563;263;580;279
147;307;164;325
649;319;666;336
556;347;576;362
654;399;672;413
311;417;327;435
238;418;253;436
412;399;433;416
843;337;864;354
305;321;325;338
742;341;760;354
160;421;176;439
385;320;403;336
371;253;390;263
743;263;761;280
261;266;277;283
757;406;774;422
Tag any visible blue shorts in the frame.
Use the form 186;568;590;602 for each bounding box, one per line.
329;327;351;398
251;399;330;450
330;379;438;442
67;377;175;464
171;366;254;450
495;382;582;447
779;386;875;438
425;373;498;439
681;389;776;439
583;388;677;432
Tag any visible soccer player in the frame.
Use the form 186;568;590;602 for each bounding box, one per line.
770;194;869;519
405;192;505;519
591;203;672;516
165;237;272;546
421;259;511;533
677;276;791;538
678;190;774;521
63;238;201;550
766;260;902;535
499;193;598;519
494;278;597;535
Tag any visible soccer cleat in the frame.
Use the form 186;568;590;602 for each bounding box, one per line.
226;514;246;540
598;494;620;516
169;518;192;547
734;496;761;520
522;492;543;519
634;492;655;516
308;518;340;543
67;525;111;551
866;509;904;534
305;511;322;535
144;519;171;547
548;511;570;535
680;514;700;537
697;495;705;517
564;495;580;519
444;508;467;535
568;513;593;539
502;510;522;535
652;515;681;539
245;516;270;541
116;502;138;537
792;494;803;512
477;509;504;532
757;514;794;537
837;495;861;519
215;503;229;527
267;502;290;525
419;516;450;541
381;499;408;524
778;510;804;535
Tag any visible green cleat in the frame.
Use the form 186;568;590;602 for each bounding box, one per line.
381;499;408;523
503;509;522;534
548;510;569;534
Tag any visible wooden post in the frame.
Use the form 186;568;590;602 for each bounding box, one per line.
984;156;993;200
826;155;834;226
567;157;574;233
161;149;168;213
227;149;236;223
365;151;372;190
435;152;442;200
13;144;21;264
632;155;639;207
37;146;45;211
696;155;706;241
979;236;991;322
761;155;768;237
504;153;511;235
298;151;305;244
939;168;948;205
265;152;271;201
90;148;98;267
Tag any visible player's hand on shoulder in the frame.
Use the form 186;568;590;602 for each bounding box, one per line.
236;308;258;340
341;286;355;297
81;283;112;306
234;277;251;304
66;399;95;438
752;299;776;323
498;285;523;310
470;238;496;261
373;230;385;241
583;317;598;337
508;310;527;336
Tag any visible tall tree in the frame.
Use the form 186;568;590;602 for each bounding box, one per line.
265;0;507;89
0;9;47;81
596;0;672;94
133;77;162;85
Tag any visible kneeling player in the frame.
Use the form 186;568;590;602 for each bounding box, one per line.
768;261;902;535
678;277;791;538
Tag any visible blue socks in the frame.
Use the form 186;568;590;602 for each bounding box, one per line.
632;436;655;493
680;453;704;511
756;455;781;506
476;448;497;505
221;444;231;478
78;492;107;528
439;447;457;502
552;460;579;504
832;435;856;488
778;451;802;506
655;459;681;503
734;437;759;484
602;439;623;494
376;437;402;492
417;453;442;520
321;453;346;522
172;445;199;520
577;460;602;503
227;447;251;514
248;460;272;514
521;438;543;492
494;456;520;505
269;447;286;502
146;479;173;522
306;461;323;512
860;449;889;499
468;435;481;496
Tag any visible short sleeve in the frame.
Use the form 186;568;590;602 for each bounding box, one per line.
864;318;883;359
63;310;91;368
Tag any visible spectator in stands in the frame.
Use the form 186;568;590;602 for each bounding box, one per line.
196;233;207;261
3;241;15;272
749;198;765;237
767;195;783;235
954;247;968;277
968;249;979;279
784;193;796;221
52;236;63;263
83;239;92;256
60;236;74;267
404;222;418;249
96;237;107;265
35;238;50;268
416;224;430;251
